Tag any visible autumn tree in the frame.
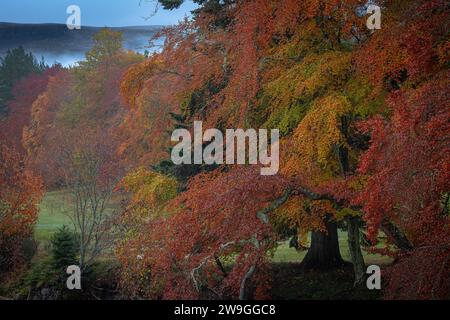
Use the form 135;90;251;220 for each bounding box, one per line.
0;47;46;117
115;167;179;297
248;1;370;279
349;0;450;298
117;166;287;299
23;29;143;269
24;29;142;187
83;28;124;67
117;0;376;289
356;73;449;299
56;128;122;269
0;66;62;152
116;0;450;299
0;138;43;281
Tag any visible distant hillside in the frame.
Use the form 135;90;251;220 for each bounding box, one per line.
0;23;164;66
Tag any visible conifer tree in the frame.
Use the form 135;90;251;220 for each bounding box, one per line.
51;226;78;273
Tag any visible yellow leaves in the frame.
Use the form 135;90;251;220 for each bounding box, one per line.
283;94;352;181
335;207;362;221
261;51;352;135
298;52;352;96
345;75;387;117
121;167;178;219
347;175;368;193
120;56;163;109
84;28;124;65
272;195;336;236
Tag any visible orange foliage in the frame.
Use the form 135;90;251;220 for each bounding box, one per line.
0;139;43;279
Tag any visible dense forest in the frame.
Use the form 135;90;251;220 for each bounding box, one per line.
0;0;449;300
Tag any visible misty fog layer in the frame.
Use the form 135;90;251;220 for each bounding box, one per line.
0;23;163;66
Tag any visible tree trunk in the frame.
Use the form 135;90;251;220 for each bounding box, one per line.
301;215;344;270
239;264;256;300
347;217;366;286
380;219;413;252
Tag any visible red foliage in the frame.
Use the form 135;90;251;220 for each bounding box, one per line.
115;0;449;300
355;0;449;91
22;71;74;186
24;52;139;187
0;139;43;279
357;70;450;299
0;67;62;152
117;166;287;299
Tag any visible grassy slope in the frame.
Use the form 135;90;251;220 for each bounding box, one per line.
35;190;121;242
37;191;392;265
35;191;73;242
33;191;390;299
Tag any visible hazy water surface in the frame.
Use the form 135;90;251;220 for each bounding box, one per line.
0;23;163;66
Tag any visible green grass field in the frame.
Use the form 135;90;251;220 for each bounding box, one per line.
35;191;73;242
35;190;120;242
36;191;392;265
272;232;392;265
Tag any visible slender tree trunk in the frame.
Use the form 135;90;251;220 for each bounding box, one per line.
79;237;85;270
347;217;366;286
380;219;413;252
301;215;344;270
239;264;256;300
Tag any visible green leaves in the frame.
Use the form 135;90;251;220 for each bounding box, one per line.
158;0;185;10
83;28;124;67
0;46;46;116
51;226;78;271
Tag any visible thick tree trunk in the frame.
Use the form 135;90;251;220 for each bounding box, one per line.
301;216;344;270
347;217;366;286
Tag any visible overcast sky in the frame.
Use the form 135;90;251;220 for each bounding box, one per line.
0;0;198;26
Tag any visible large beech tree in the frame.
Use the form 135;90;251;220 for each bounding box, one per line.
115;0;449;299
117;0;372;295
